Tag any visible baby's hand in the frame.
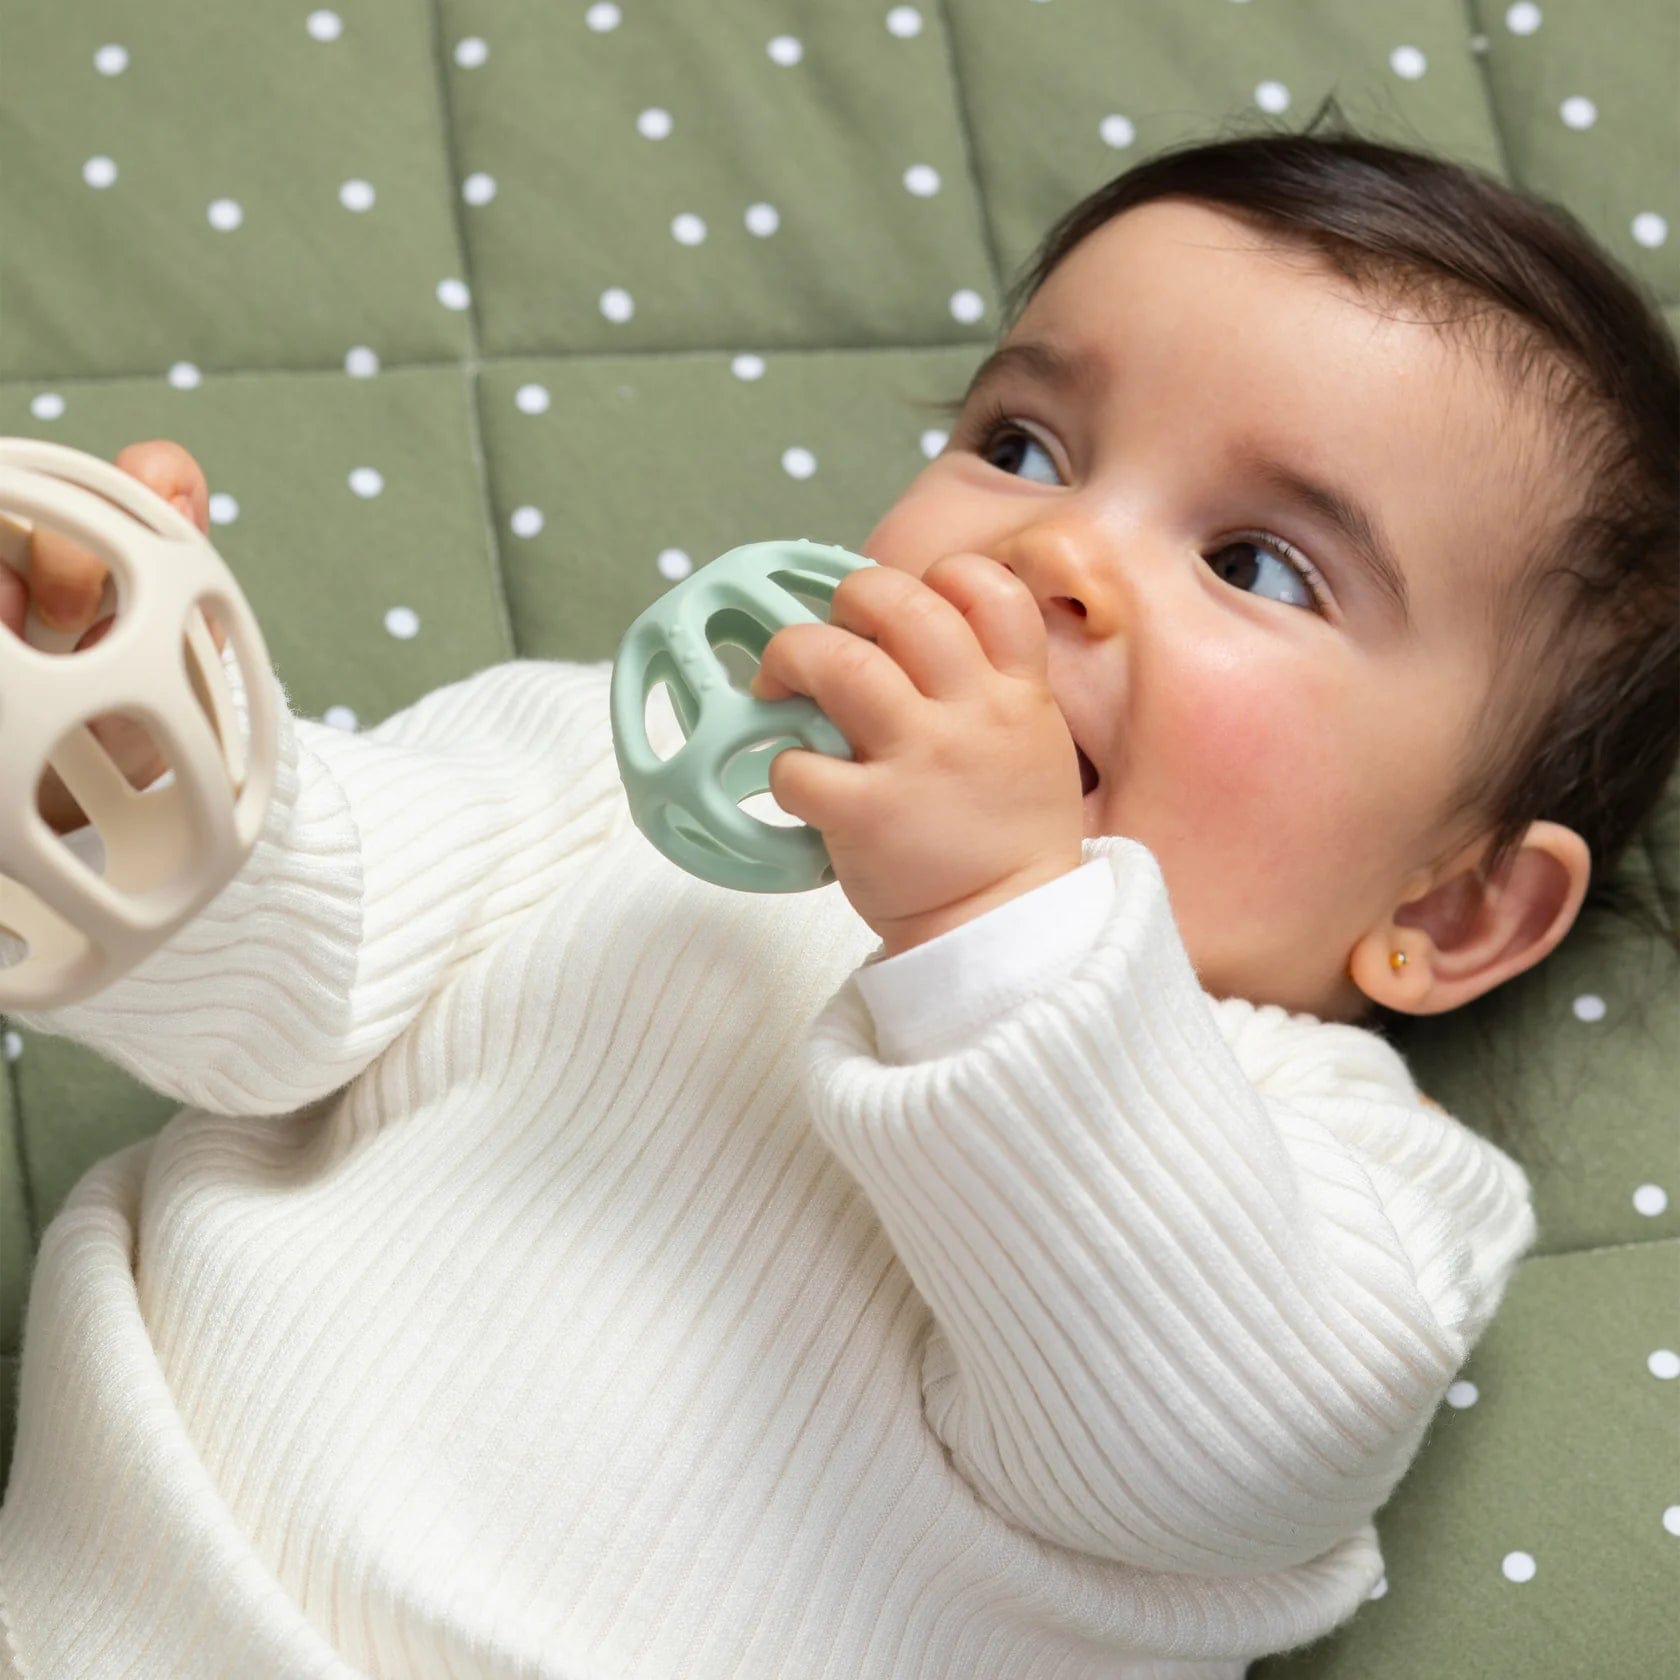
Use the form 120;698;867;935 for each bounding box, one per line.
751;554;1085;958
0;439;222;835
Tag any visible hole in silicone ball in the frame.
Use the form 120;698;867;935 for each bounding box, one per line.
0;921;25;971
643;681;685;763
181;600;251;791
34;709;171;851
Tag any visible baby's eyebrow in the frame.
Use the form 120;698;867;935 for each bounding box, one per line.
961;337;1416;636
961;339;1100;406
1228;446;1416;636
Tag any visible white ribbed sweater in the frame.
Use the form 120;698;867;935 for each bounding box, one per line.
0;657;1536;1680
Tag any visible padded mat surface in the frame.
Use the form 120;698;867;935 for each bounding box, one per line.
1;3;1675;1674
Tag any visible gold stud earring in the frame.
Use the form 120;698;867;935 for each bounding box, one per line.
1388;948;1410;973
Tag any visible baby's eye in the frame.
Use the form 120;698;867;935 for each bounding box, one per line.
1206;537;1320;613
977;421;1061;486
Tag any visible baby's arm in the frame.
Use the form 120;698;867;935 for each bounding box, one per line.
799;837;1536;1575
6;653;619;1117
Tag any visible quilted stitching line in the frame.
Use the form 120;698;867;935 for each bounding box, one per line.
931;0;1008;311
1460;0;1520;187
420;0;519;666
0;1035;36;1262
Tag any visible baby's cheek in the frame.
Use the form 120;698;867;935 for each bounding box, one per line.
1156;678;1344;883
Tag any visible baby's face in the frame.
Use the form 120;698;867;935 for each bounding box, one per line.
861;199;1561;1021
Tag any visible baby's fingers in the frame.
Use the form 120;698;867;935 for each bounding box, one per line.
25;518;109;632
114;439;209;536
24;440;207;633
0;561;27;640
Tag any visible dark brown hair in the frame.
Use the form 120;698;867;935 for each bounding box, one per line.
914;99;1680;1042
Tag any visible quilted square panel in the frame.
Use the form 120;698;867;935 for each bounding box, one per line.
476;343;984;659
442;1;1002;354
0;1;471;381
1469;0;1678;301
946;0;1513;290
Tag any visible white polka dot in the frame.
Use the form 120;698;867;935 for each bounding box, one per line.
1368;1575;1388;1600
949;288;986;324
1254;81;1290;114
1649;1348;1680;1380
886;7;923;38
307;10;343;44
1445;1380;1479;1408
83;156;117;189
600;287;634;323
208;198;243;231
1505;2;1542;34
1390;45;1427;79
340;179;375;212
1572;993;1606;1022
672;213;707;245
345;345;380;377
1632;212;1668;249
782;447;817;480
1470;33;1490;53
94;44;129;75
437;277;471;311
732;354;766;381
454;36;488;69
638;107;673;140
510;506;544;539
385;605;420;640
208;491;238;526
1633;1183;1669;1217
323;705;359;731
585;3;621;31
745;203;780;237
920;428;948;458
1560;95;1597;129
1501;1550;1536;1583
768;35;803;67
30;393;65;421
657;548;693;581
167;362;202;390
462;172;496;206
349;467;384;499
616;385;636;401
3;1031;22;1063
1100;114;1136;149
1664;1506;1680;1538
515;383;551;415
904;164;941;197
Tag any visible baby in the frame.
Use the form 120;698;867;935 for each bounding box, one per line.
0;128;1674;1680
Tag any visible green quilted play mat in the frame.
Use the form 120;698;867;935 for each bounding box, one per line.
1;2;1675;1675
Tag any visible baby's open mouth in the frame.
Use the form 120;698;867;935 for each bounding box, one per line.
1076;744;1100;796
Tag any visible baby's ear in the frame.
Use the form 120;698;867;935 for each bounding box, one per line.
1353;822;1592;1016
